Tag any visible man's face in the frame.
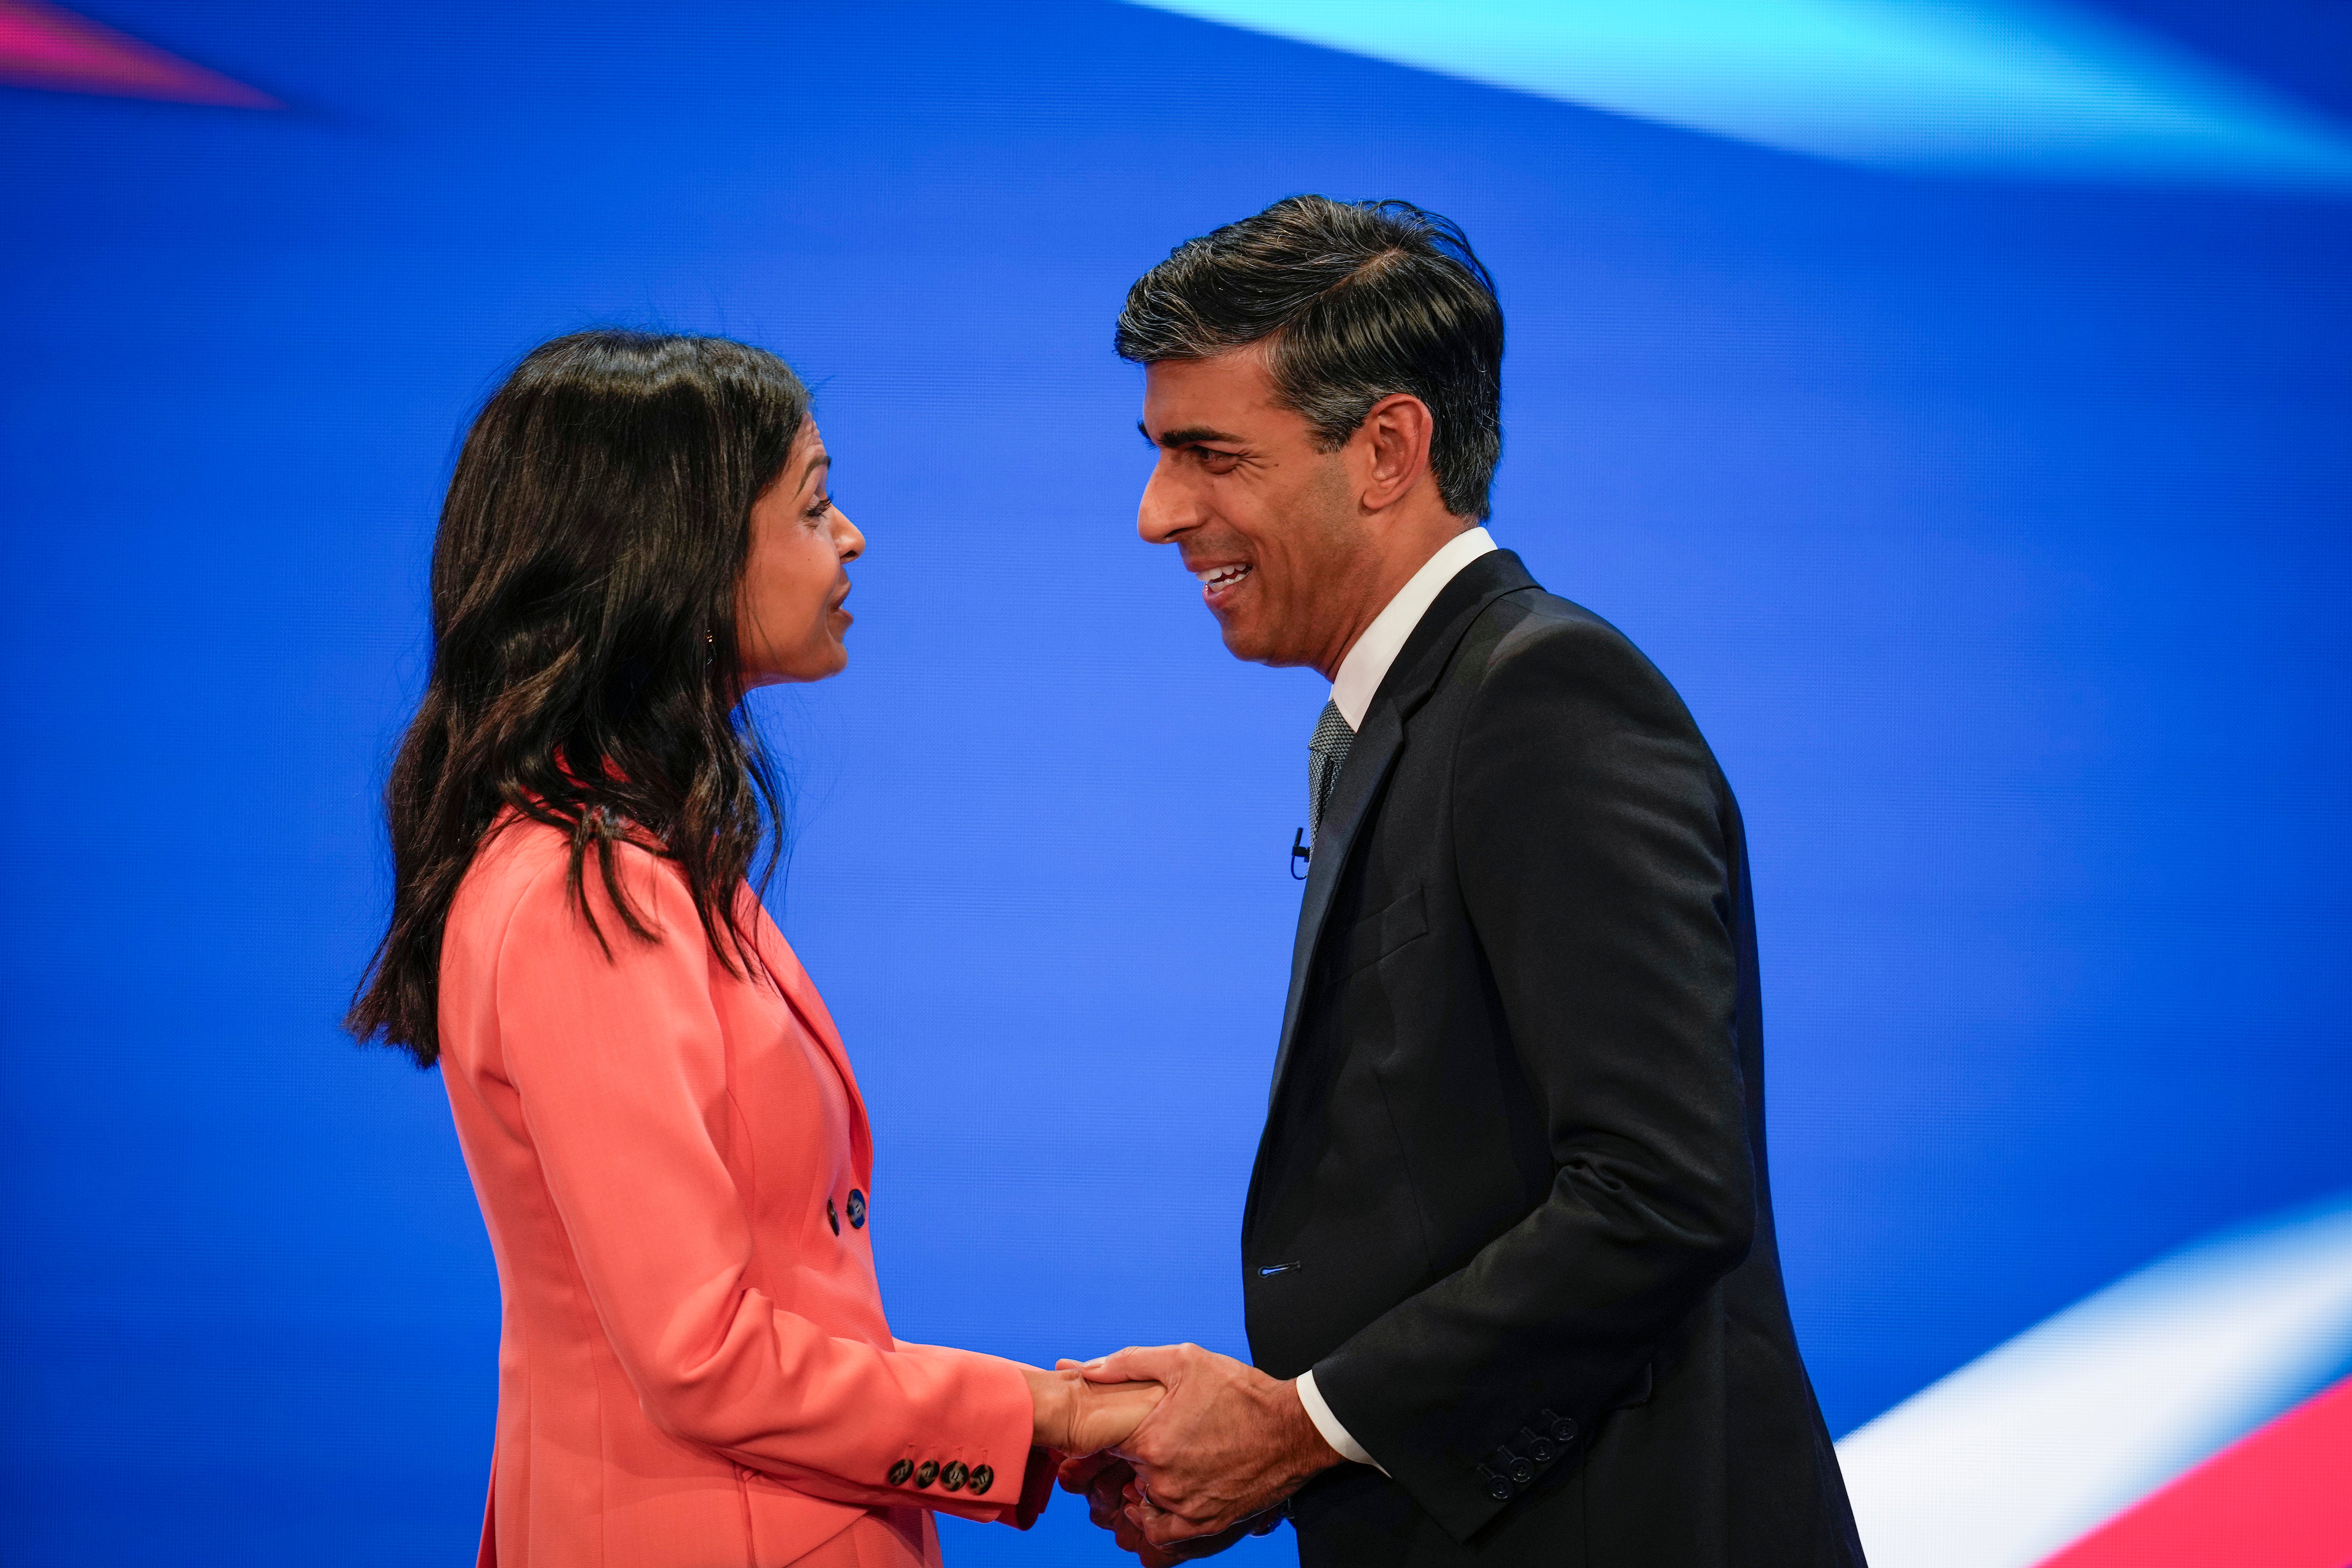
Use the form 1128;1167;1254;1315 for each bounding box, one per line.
1136;348;1373;669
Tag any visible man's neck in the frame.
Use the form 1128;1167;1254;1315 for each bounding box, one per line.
1313;513;1473;682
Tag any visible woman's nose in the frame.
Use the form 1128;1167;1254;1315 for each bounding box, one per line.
835;509;866;561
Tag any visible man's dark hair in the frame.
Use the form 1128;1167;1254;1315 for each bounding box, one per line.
1116;195;1504;521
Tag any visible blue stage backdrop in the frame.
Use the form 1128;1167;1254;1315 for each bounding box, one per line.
2;2;2349;1564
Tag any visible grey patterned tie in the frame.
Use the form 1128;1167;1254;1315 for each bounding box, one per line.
1307;699;1356;847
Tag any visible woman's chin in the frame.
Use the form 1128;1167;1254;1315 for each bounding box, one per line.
789;651;851;685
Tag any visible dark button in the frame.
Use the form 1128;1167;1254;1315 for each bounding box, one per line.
1518;1426;1554;1465
941;1461;969;1492
967;1464;994;1495
888;1459;913;1486
1541;1408;1578;1444
847;1189;867;1228
826;1198;840;1235
1477;1464;1513;1502
914;1460;938;1488
1508;1457;1535;1484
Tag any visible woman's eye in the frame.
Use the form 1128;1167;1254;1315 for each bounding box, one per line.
806;495;834;521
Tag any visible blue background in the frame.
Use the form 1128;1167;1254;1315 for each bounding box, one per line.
2;1;2348;1562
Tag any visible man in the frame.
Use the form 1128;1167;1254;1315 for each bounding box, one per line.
1063;197;1865;1567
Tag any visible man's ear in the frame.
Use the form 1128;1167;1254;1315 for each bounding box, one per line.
1355;393;1436;512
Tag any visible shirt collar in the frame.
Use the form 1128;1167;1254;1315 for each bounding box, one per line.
1329;526;1498;730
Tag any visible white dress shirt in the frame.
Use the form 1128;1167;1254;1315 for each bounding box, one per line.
1328;526;1498;730
1293;525;1498;1474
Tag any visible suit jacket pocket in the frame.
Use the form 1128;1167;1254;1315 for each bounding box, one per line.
1333;886;1428;981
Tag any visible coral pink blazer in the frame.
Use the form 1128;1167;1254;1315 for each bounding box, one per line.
436;816;1048;1565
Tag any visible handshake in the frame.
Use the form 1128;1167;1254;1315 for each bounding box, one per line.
1026;1343;1346;1564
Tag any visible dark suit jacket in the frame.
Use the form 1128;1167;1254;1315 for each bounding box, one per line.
1245;551;1864;1567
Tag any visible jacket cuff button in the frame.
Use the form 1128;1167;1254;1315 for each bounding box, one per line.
941;1461;969;1492
888;1459;913;1486
914;1461;938;1488
967;1464;994;1495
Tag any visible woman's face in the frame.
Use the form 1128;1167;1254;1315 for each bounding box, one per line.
737;420;865;688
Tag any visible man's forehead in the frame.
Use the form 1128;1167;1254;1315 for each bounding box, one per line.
1142;349;1281;433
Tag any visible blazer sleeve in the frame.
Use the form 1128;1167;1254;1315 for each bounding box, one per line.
490;843;1042;1523
1308;621;1757;1541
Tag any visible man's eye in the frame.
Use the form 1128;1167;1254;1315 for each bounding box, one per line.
1195;449;1242;472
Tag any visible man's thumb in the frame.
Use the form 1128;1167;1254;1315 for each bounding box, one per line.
1078;1346;1152;1383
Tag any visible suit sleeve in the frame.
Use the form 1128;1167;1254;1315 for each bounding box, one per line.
492;846;1042;1524
1309;622;1757;1541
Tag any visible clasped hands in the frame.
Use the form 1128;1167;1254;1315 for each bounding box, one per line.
1031;1344;1344;1564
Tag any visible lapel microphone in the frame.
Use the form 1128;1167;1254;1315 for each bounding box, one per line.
1291;827;1311;880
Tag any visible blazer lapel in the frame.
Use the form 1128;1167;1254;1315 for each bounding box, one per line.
1262;551;1537;1114
756;909;876;1177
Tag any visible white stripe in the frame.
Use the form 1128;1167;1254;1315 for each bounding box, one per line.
1837;1192;2352;1568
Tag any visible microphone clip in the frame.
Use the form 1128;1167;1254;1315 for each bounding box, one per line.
1290;827;1311;881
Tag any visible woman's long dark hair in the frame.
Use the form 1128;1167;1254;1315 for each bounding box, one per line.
347;331;806;1067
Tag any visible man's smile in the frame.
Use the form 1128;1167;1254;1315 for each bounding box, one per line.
1192;560;1254;606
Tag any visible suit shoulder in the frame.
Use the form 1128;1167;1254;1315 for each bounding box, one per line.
1470;589;1685;710
1451;589;1731;796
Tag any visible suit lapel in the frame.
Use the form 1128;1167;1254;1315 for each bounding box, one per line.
1267;701;1398;1109
1261;551;1537;1113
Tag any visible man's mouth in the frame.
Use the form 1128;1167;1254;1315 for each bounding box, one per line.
1194;562;1253;603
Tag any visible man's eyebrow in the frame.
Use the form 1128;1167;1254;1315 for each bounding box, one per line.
1138;420;1245;449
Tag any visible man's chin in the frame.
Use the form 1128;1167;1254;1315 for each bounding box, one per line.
1216;616;1275;666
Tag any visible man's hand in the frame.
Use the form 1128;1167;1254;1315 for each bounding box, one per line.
1079;1343;1342;1551
1058;1450;1283;1566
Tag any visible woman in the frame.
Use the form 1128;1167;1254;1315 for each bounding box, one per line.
346;331;1157;1566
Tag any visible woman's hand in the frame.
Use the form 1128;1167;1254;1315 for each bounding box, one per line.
1021;1363;1164;1454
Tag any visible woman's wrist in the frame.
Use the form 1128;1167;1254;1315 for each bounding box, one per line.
1020;1364;1078;1450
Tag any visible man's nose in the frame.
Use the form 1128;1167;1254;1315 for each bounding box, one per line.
1137;459;1190;546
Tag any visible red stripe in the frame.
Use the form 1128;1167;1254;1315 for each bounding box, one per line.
2037;1373;2352;1568
0;0;276;106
